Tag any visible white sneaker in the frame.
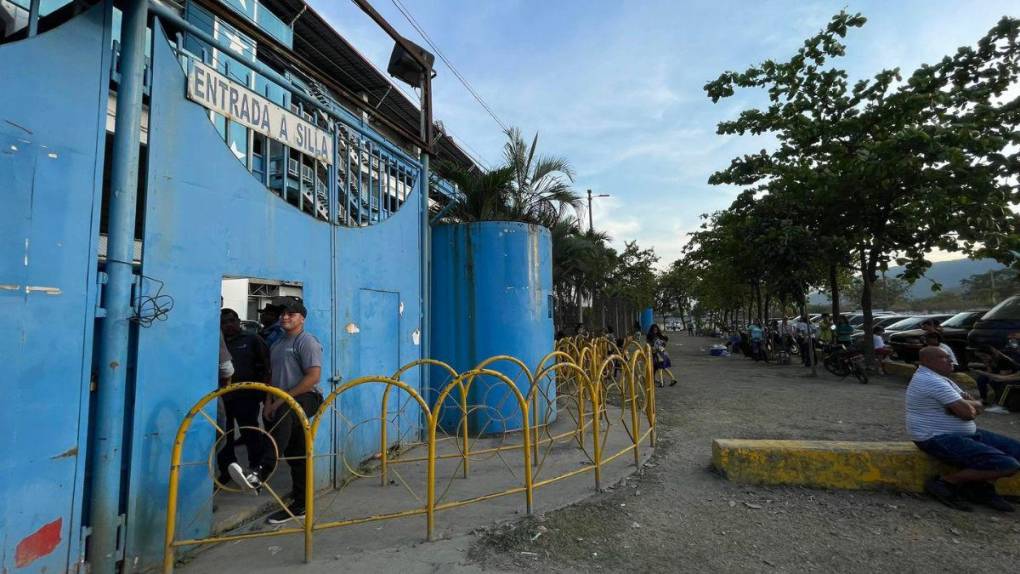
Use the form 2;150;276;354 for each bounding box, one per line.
985;405;1010;414
228;462;262;495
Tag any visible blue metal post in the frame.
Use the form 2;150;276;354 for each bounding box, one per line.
419;70;432;421
89;1;147;572
420;151;430;405
640;307;654;334
27;0;40;36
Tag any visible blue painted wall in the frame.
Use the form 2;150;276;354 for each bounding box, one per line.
120;22;425;569
431;222;555;435
1;6;429;572
0;5;110;572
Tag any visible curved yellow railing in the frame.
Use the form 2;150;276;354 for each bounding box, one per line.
162;337;658;572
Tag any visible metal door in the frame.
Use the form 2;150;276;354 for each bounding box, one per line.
0;4;110;571
336;289;401;474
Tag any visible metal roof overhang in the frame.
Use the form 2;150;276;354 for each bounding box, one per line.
244;0;476;170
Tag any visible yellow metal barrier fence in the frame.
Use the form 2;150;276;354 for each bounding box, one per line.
162;336;657;572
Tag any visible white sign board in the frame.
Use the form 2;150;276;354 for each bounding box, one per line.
186;61;333;165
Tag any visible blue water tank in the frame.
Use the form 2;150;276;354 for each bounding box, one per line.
640;307;654;335
431;222;555;435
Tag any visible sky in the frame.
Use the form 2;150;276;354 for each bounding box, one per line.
310;0;1018;269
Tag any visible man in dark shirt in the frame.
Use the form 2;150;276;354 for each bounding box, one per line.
972;331;1020;413
217;308;271;484
258;303;285;347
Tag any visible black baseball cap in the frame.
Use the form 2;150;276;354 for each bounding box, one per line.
271;295;307;317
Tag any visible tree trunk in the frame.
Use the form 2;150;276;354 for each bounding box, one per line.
829;261;841;319
801;288;817;376
756;283;764;322
860;247;877;369
576;287;584;325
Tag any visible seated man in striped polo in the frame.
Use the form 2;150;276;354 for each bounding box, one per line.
906;346;1020;512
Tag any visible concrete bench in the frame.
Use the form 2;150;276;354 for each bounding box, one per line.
712;439;1020;496
882;361;978;391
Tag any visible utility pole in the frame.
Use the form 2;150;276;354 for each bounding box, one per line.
587;189;593;233
586;188;609;234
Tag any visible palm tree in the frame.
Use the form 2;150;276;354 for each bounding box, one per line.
549;215;617;328
502;127;583;227
433;127;583;227
433;162;515;222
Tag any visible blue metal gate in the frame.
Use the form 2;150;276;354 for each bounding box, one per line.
0;4;111;572
121;20;428;570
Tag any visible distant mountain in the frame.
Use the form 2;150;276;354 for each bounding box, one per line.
808;258;1007;305
897;258;1005;299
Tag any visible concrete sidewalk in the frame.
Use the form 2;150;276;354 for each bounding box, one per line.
173;403;654;573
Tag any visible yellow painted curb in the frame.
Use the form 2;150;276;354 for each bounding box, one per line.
883;361;977;391
712;439;1020;496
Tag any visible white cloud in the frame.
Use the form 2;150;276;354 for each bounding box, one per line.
310;0;1019;271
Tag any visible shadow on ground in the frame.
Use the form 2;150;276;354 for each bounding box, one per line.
470;335;1020;573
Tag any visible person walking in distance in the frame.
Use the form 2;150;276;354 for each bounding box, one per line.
818;313;834;350
794;314;814;367
748;320;765;362
647;323;678;387
835;315;854;347
229;296;323;524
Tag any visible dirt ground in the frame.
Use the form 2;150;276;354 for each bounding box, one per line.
469;335;1020;573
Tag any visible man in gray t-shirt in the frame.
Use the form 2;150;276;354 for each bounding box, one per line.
229;296;323;525
907;346;1020;512
269;328;322;393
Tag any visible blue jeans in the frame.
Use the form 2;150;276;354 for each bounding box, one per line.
915;429;1020;473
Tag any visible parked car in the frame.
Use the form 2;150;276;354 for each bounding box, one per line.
850;315;913;345
845;311;895;328
873;314;952;350
888;310;987;363
967;295;1020;367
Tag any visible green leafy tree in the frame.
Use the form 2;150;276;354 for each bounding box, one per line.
705;12;1020;364
961;268;1020;306
657;259;699;326
841;276;912;310
605;240;659;326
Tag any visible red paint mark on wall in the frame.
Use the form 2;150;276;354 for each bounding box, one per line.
15;518;62;568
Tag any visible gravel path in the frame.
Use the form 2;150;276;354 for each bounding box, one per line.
470;335;1020;573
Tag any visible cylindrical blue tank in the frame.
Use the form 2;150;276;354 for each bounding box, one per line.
431;221;555;435
640;307;654;335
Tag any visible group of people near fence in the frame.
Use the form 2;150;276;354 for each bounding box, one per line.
737;314;819;367
217;296;322;525
725;313;970;378
557;321;680;388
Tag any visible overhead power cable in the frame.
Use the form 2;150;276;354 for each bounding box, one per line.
389;0;510;134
